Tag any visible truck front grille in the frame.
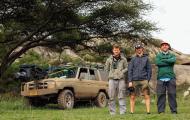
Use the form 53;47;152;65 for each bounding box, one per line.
28;82;48;90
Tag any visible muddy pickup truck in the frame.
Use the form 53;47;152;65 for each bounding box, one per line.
21;66;108;109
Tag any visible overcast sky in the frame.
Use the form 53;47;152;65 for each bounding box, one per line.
144;0;190;54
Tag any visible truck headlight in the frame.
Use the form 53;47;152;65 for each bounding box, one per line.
47;81;56;89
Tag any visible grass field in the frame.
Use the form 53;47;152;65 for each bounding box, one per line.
0;93;190;120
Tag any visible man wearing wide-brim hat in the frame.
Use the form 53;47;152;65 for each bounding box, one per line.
155;41;177;114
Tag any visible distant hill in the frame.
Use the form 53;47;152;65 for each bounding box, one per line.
24;38;190;65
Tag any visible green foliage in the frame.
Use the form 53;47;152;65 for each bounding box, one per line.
16;51;49;69
149;39;162;47
150;56;156;64
123;47;135;57
54;30;82;42
19;51;40;64
61;54;74;63
0;0;158;77
79;50;106;63
93;55;106;63
82;54;95;62
0;25;7;63
96;43;112;54
50;53;84;65
0;94;28;111
72;58;84;65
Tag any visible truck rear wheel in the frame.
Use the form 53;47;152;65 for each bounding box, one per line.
58;90;74;109
95;92;108;108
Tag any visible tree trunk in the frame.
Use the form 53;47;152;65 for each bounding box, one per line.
0;53;31;79
0;60;11;78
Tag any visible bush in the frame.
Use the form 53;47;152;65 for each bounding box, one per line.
123;47;135;57
0;93;28;110
60;54;73;63
18;50;48;65
82;54;95;62
148;39;161;47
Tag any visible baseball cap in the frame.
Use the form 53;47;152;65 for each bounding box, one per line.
134;43;144;49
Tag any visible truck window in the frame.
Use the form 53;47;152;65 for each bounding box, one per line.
94;70;100;81
99;69;108;81
79;68;88;80
89;69;97;80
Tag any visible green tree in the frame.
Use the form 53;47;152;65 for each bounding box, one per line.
0;0;157;78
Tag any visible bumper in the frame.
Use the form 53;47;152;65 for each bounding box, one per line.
21;89;58;97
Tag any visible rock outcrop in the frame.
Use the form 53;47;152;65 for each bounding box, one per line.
149;65;190;91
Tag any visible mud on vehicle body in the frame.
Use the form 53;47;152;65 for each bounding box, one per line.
21;67;108;109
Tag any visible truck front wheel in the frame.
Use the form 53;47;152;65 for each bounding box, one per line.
57;90;75;109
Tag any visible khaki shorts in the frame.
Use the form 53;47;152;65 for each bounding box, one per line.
130;80;150;96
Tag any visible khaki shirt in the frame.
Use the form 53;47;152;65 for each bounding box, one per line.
105;55;128;80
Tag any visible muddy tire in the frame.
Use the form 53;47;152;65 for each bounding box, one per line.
57;90;75;109
95;92;108;108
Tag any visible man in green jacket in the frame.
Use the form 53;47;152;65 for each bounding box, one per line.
155;41;177;114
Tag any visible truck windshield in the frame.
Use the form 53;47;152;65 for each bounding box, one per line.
48;67;77;78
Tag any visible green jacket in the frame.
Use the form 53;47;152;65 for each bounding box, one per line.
105;55;128;80
155;52;176;79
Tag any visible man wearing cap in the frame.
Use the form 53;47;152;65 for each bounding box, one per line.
156;42;177;114
105;44;128;115
128;43;152;114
